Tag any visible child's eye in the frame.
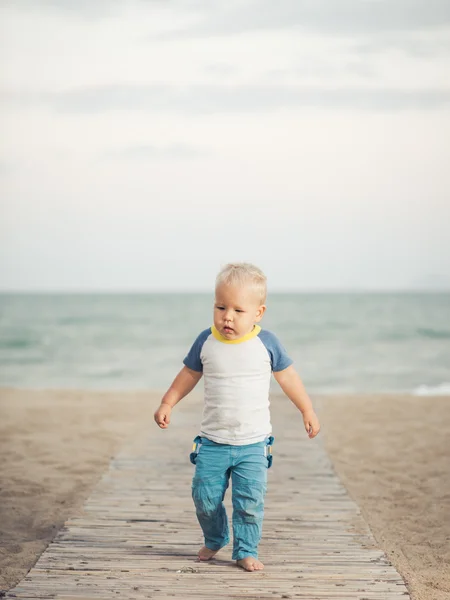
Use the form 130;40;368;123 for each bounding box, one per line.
235;309;244;313
216;306;225;310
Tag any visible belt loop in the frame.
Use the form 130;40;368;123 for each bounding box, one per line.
266;435;274;468
190;435;202;465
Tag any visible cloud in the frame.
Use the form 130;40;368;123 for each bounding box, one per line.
2;83;450;114
9;0;124;18
354;34;450;58
0;160;13;175
156;0;450;39
204;63;238;77
266;59;377;81
105;143;211;159
9;0;450;36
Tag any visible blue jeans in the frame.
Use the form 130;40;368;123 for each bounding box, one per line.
191;436;271;561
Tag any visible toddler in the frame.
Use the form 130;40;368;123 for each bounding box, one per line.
154;262;320;571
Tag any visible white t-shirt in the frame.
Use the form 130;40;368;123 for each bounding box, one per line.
183;325;293;445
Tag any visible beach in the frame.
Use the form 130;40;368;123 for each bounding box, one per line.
317;393;450;600
0;388;155;591
1;389;449;599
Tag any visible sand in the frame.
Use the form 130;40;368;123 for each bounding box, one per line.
0;388;156;591
317;394;450;600
0;389;449;599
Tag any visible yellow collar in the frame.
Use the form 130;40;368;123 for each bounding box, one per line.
211;325;261;344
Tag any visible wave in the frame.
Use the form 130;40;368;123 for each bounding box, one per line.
412;383;450;396
0;338;35;349
417;328;450;339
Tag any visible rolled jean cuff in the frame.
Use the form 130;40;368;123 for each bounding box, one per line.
205;538;230;551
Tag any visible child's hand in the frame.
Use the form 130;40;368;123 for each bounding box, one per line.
303;410;320;439
154;403;172;429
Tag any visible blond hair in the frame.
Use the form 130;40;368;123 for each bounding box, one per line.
215;262;267;304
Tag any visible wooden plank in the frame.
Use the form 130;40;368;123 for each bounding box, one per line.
5;396;411;599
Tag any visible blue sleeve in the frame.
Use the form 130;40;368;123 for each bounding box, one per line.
258;330;293;372
183;328;211;372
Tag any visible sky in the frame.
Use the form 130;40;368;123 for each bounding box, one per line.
1;0;450;292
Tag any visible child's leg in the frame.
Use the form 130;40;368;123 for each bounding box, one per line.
231;442;268;569
191;439;231;556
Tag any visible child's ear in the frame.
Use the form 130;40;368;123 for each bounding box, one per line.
255;305;266;321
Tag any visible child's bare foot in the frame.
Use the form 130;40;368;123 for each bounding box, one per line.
197;545;220;561
236;557;264;571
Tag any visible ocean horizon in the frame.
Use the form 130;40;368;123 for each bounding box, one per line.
1;292;449;395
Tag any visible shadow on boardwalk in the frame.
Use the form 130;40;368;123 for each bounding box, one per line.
6;394;410;599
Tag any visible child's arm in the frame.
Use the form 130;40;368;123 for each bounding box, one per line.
273;365;320;439
154;366;202;429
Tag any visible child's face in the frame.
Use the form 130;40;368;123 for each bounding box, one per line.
213;283;266;340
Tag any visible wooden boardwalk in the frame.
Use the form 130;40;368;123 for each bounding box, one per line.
6;395;410;599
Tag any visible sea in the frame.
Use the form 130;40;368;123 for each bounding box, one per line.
0;293;449;395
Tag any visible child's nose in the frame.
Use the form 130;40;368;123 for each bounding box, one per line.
224;309;233;321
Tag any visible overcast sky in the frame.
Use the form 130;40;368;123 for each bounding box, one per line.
1;0;449;292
